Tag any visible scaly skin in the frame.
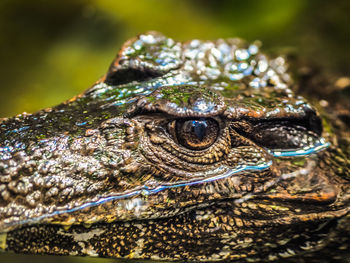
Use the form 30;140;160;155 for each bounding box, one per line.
0;32;349;262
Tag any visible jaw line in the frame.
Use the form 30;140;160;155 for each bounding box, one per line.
3;161;272;232
3;140;330;232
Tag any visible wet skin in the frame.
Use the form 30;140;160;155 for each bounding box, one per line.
0;32;349;262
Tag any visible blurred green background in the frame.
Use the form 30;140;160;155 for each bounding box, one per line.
0;0;349;262
0;0;349;119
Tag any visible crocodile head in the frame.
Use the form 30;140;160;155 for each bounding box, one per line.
0;32;349;262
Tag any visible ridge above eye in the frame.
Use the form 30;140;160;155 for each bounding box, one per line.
169;118;219;150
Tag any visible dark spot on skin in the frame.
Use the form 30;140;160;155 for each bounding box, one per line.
105;68;163;86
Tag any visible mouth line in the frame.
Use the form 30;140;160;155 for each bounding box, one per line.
2;161;272;232
2;140;330;232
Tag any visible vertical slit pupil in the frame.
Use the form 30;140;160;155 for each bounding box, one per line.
192;120;208;141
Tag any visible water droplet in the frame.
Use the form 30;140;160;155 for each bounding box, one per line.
235;49;250;61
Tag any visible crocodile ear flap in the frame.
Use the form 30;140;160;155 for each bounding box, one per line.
247;120;323;151
104;32;182;86
232;107;324;152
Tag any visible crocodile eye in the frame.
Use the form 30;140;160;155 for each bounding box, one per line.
170;118;219;150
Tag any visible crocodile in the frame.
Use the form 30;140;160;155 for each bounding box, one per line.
0;32;349;262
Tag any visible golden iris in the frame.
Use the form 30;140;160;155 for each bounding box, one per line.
171;118;219;150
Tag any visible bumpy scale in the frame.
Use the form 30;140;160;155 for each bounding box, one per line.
0;32;349;262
